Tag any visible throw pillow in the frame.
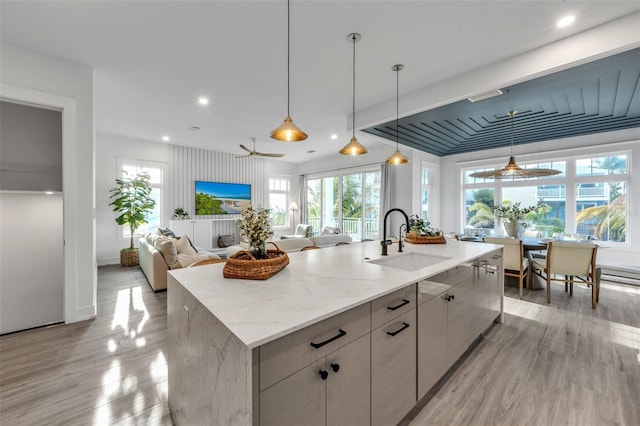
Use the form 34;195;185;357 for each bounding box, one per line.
154;237;181;269
173;235;197;255
157;227;176;238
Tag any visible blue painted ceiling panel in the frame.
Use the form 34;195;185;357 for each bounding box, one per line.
363;48;640;156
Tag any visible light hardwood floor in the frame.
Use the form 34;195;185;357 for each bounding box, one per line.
1;266;639;426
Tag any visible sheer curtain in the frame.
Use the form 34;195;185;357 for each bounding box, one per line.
380;163;391;236
299;174;307;226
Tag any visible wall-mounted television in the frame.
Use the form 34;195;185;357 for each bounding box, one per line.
195;181;251;216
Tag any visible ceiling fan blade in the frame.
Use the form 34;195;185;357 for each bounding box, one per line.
256;152;285;158
239;144;253;153
235;153;252;158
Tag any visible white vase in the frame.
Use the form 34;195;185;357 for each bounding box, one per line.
504;221;525;239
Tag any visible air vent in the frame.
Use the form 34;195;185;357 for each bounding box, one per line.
467;89;503;103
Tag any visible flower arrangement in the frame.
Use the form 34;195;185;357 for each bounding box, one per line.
408;214;441;236
493;201;548;226
239;207;273;257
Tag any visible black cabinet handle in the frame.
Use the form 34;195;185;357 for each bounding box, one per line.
319;370;328;380
330;363;340;373
310;329;347;349
387;299;410;311
386;322;410;337
445;294;455;302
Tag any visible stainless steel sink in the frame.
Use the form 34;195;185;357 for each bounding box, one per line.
367;252;452;271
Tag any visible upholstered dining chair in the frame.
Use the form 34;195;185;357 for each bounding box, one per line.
532;241;598;309
483;237;529;299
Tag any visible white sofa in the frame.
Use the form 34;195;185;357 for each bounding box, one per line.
310;234;353;248
139;233;220;291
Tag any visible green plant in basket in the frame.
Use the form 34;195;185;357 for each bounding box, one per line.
109;170;156;266
408;215;442;237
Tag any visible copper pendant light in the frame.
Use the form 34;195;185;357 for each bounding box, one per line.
386;64;409;165
339;33;367;155
469;111;561;179
271;0;307;142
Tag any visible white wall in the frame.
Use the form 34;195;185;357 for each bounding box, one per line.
96;133;171;265
439;128;640;266
1;44;96;322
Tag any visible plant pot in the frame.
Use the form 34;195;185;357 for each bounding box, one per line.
504;221;525;239
121;248;139;267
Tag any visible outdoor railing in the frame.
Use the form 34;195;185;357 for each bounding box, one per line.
306;217;379;241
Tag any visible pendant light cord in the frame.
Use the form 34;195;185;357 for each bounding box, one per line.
509;111;515;155
396;68;399;149
287;0;291;117
352;34;356;138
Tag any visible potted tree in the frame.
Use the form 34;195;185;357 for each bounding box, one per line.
109;170;156;267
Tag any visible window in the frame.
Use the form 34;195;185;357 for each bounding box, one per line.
269;177;290;228
118;161;164;237
421;169;430;221
461;153;629;244
305;168;381;241
575;155;628;243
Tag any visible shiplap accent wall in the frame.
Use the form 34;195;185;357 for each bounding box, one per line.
170;145;267;242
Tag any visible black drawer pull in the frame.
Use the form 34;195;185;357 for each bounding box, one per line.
387;322;410;337
310;329;347;349
387;299;410;311
319;370;328;380
330;363;340;373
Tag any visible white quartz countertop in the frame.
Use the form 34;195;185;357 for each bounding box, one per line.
169;239;501;348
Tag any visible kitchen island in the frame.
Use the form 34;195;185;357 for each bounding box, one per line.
167;239;503;426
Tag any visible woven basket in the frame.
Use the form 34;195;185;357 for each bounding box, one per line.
120;249;139;267
405;234;447;245
223;242;289;280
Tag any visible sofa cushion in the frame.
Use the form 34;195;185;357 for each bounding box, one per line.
321;226;340;235
154;236;181;269
173;235;197;255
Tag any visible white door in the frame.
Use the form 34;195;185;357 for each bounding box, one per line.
0;192;64;334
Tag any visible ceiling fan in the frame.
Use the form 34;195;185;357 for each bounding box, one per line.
237;137;285;158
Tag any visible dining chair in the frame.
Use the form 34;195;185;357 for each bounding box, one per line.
532;241;598;309
483;237;529;299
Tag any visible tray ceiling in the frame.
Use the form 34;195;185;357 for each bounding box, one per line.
363;48;640;156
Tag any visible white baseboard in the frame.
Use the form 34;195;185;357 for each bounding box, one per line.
76;305;97;321
97;257;119;266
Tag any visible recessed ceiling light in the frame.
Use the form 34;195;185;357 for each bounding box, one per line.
467;89;503;103
162;135;170;141
45;191;54;195
557;15;575;28
330;134;338;140
198;97;209;105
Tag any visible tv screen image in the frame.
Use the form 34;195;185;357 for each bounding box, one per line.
195;181;251;215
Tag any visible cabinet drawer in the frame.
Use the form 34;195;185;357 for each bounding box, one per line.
371;284;416;329
260;303;370;391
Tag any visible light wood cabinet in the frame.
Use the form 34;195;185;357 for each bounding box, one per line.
447;266;488;366
260;334;370;426
371;309;417;426
417;293;448;400
417;252;501;399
